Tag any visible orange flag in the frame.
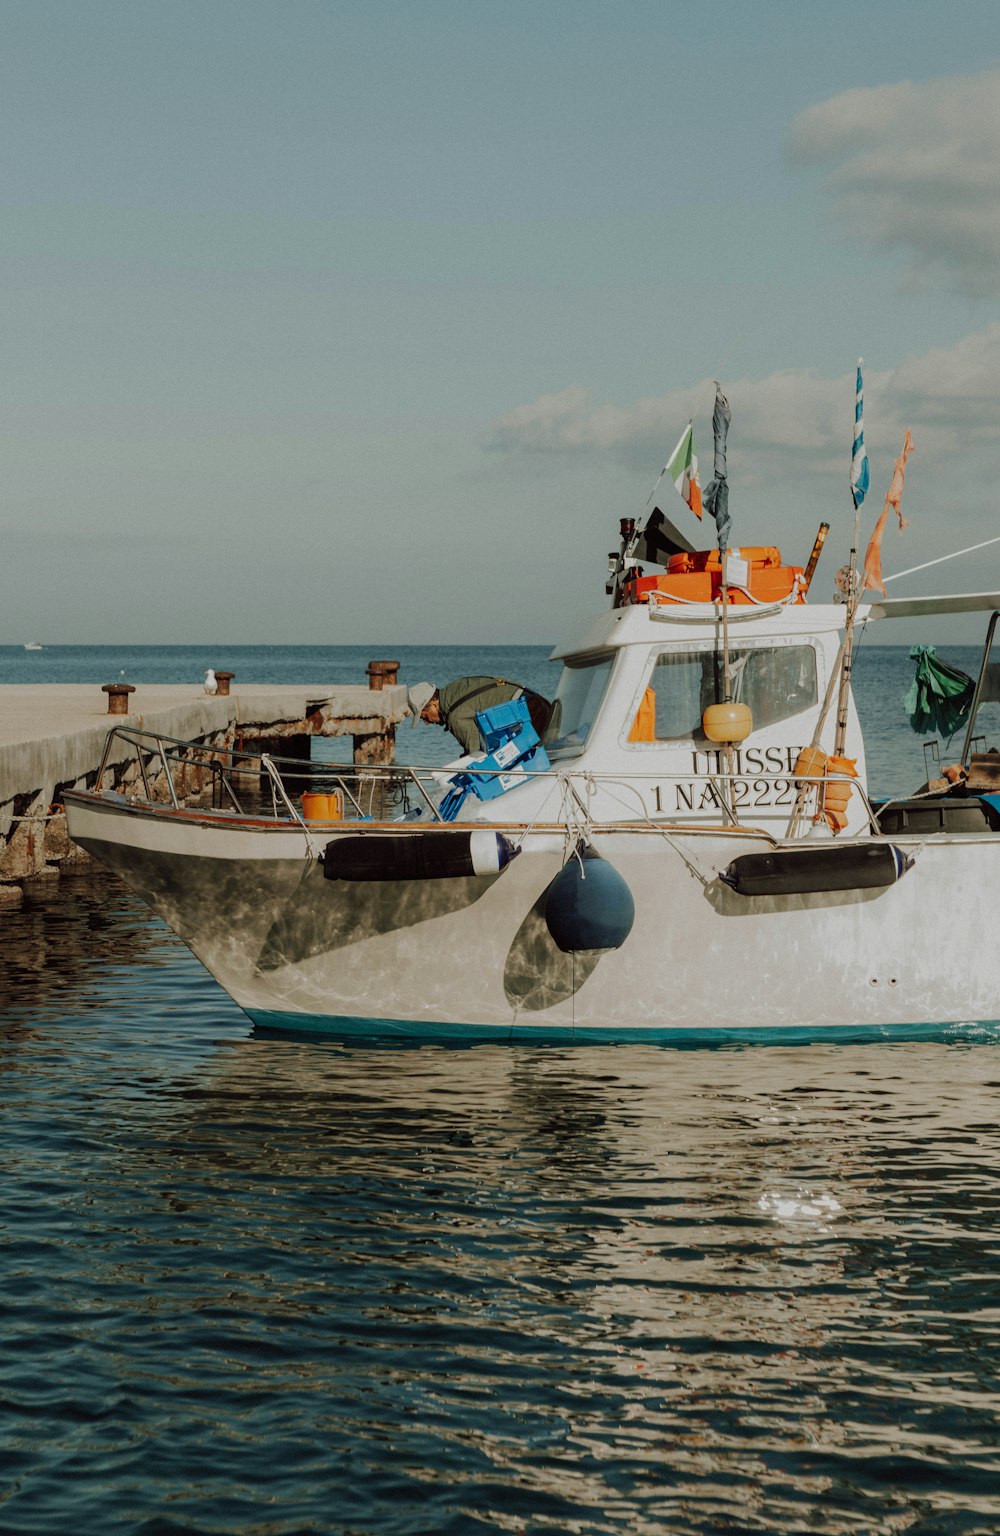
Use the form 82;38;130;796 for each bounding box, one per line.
863;429;914;597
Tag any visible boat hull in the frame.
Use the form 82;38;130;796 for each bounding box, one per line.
64;791;1000;1042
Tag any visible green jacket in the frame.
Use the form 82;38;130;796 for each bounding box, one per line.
438;676;525;756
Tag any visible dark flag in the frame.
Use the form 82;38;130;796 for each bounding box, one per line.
702;385;732;553
632;504;696;565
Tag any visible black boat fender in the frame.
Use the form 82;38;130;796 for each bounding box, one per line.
720;842;913;898
321;830;520;882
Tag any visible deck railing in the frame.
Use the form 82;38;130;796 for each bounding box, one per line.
93;724;883;836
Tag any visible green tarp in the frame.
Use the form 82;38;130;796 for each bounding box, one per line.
904;645;975;737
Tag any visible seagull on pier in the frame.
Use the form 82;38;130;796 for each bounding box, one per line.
204;669;218;696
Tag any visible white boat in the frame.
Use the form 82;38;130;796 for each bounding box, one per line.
63;522;1000;1044
23;642;43;650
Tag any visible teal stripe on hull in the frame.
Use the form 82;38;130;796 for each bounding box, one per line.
246;1010;1000;1048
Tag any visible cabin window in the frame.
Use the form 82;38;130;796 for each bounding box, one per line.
630;644;818;741
545;653;615;754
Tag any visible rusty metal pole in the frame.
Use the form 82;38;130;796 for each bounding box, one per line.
214;671;235;697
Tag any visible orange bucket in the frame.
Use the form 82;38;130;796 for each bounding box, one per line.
301;790;343;822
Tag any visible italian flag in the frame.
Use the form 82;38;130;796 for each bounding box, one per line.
667;423;702;519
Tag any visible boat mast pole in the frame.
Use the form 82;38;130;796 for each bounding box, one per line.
784;636;849;838
785;544;859;840
719;568;738;825
709;383;735;821
787;372;867;837
721;577;731;702
832;503;862;762
833;360;869;764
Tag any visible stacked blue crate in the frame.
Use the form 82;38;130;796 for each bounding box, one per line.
439;698;551;822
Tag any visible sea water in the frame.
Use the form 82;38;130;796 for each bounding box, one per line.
2;644;999;1535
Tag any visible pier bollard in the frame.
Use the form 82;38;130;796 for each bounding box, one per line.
366;659;400;691
214;671;234;697
102;683;136;715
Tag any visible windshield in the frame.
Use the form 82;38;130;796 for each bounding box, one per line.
629;644;819;742
545;653;615;755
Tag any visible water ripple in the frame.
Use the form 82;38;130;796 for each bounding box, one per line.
2;874;1000;1532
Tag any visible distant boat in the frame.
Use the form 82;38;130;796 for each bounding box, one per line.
23;642;43;650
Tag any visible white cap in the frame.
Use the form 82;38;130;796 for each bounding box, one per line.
407;681;436;725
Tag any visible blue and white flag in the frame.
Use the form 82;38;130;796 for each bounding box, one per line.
850;358;870;510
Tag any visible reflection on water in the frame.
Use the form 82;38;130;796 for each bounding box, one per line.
0;870;179;1024
2;882;999;1533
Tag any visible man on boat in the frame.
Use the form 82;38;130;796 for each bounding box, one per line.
407;676;553;755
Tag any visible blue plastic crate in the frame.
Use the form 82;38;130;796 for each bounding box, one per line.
476;697;532;749
439;697;551;820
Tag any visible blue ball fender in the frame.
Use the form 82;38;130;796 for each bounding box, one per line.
543;843;635;953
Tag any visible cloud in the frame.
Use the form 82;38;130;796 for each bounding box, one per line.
893;328;1000;436
488;324;1000;485
490;371;854;477
787;70;1000;296
489;383;689;455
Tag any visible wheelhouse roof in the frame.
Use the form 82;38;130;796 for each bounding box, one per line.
550;588;1000;662
550;600;849;661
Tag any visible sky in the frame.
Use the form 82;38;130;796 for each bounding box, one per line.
3;0;1000;645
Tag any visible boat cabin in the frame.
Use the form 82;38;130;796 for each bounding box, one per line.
453;550;868;834
544;598;862;831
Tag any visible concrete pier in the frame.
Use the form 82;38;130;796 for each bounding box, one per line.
0;674;410;904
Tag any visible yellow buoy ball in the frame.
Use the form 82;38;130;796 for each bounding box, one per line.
702;701;753;743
